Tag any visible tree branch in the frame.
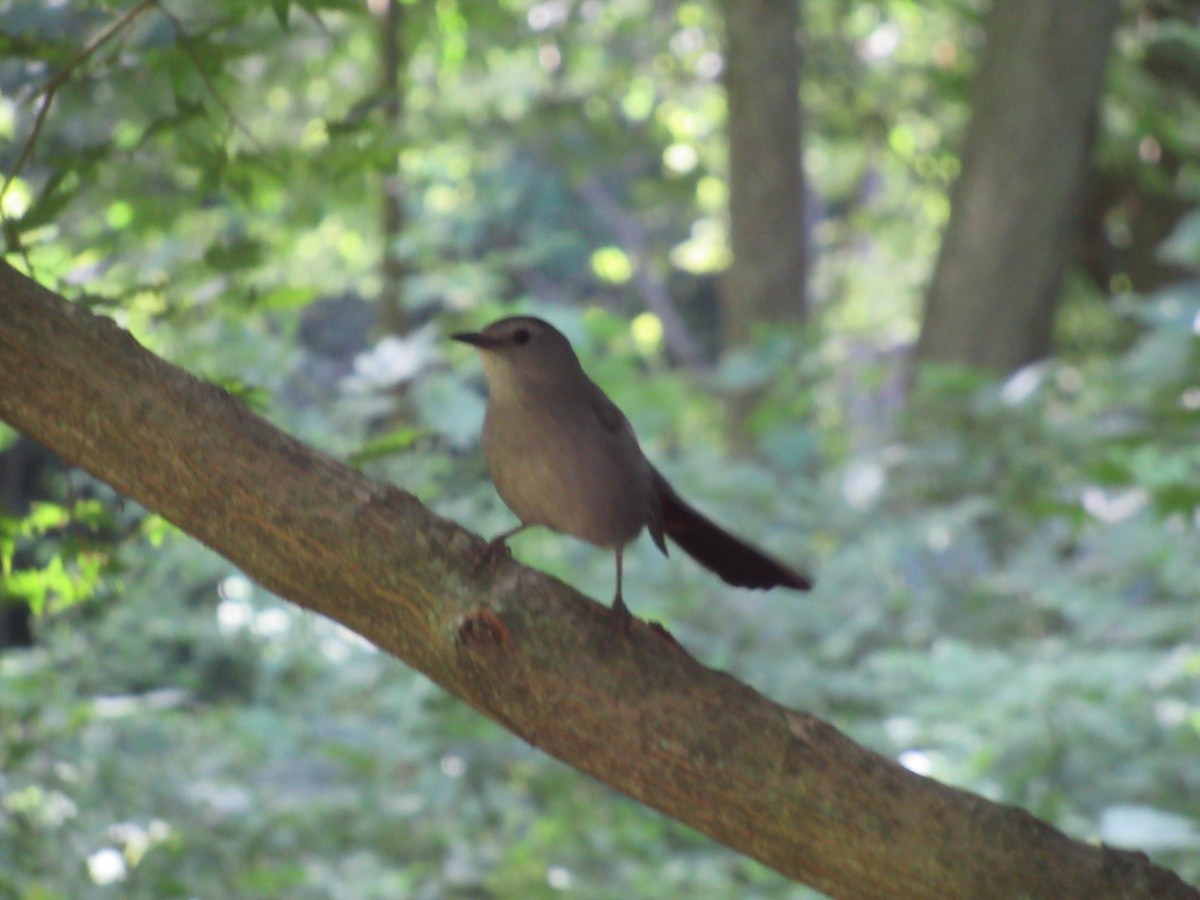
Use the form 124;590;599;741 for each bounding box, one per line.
0;262;1193;899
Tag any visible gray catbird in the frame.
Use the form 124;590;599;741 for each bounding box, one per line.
453;315;812;624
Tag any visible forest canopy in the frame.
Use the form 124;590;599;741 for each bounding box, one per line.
1;0;1198;896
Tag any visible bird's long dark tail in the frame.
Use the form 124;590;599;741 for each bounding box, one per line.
653;472;812;591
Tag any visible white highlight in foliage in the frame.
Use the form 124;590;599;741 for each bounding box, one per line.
87;848;127;885
217;576;254;633
898;749;933;776
547;865;573;889
859;23;901;62
1154;698;1189;728
1001;363;1045;405
884;716;920;745
528;0;569;31
926;524;951;552
219;573;253;601
1081;486;1147;524
1099;805;1200;851
217;599;251;633
251;607;290;637
345;330;436;391
843;461;885;510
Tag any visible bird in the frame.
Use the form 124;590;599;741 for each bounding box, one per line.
452;315;811;625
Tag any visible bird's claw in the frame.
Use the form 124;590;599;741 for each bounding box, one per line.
473;536;512;573
610;594;635;634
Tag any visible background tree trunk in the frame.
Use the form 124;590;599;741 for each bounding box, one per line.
376;0;409;335
0;437;47;649
1;264;1195;899
915;0;1121;374
719;0;807;347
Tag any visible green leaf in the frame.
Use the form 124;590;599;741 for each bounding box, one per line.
19;168;83;230
348;428;429;466
259;285;317;310
204;237;267;272
208;376;272;413
140;515;175;548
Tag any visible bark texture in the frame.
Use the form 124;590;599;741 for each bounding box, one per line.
720;0;807;346
916;0;1121;373
0;263;1195;899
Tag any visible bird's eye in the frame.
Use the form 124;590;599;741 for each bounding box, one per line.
512;328;531;345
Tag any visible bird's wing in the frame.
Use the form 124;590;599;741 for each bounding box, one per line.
586;381;669;556
586;382;632;436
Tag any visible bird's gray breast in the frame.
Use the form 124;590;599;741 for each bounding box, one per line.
481;394;653;549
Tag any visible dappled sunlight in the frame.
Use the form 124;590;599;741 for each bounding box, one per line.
2;0;1198;894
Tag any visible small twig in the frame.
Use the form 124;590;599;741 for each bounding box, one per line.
0;0;157;210
576;176;708;369
1;0;156;280
6;222;36;278
156;4;285;180
0;0;285;236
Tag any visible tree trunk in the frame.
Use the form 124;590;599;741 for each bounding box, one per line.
915;0;1121;374
0;436;44;648
0;263;1194;899
376;0;409;335
719;0;807;347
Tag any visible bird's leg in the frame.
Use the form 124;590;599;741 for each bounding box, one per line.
611;547;634;632
488;523;528;555
475;523;528;571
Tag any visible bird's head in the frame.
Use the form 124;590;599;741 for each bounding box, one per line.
452;316;584;401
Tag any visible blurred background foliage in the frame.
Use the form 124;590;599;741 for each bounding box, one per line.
1;0;1199;896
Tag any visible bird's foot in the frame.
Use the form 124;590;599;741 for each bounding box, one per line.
473;535;513;573
610;593;635;634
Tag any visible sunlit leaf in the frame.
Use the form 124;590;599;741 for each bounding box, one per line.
347;427;429;466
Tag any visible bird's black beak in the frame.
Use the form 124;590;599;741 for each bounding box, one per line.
451;331;498;349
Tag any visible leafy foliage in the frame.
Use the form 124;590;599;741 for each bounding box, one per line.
1;0;1199;896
